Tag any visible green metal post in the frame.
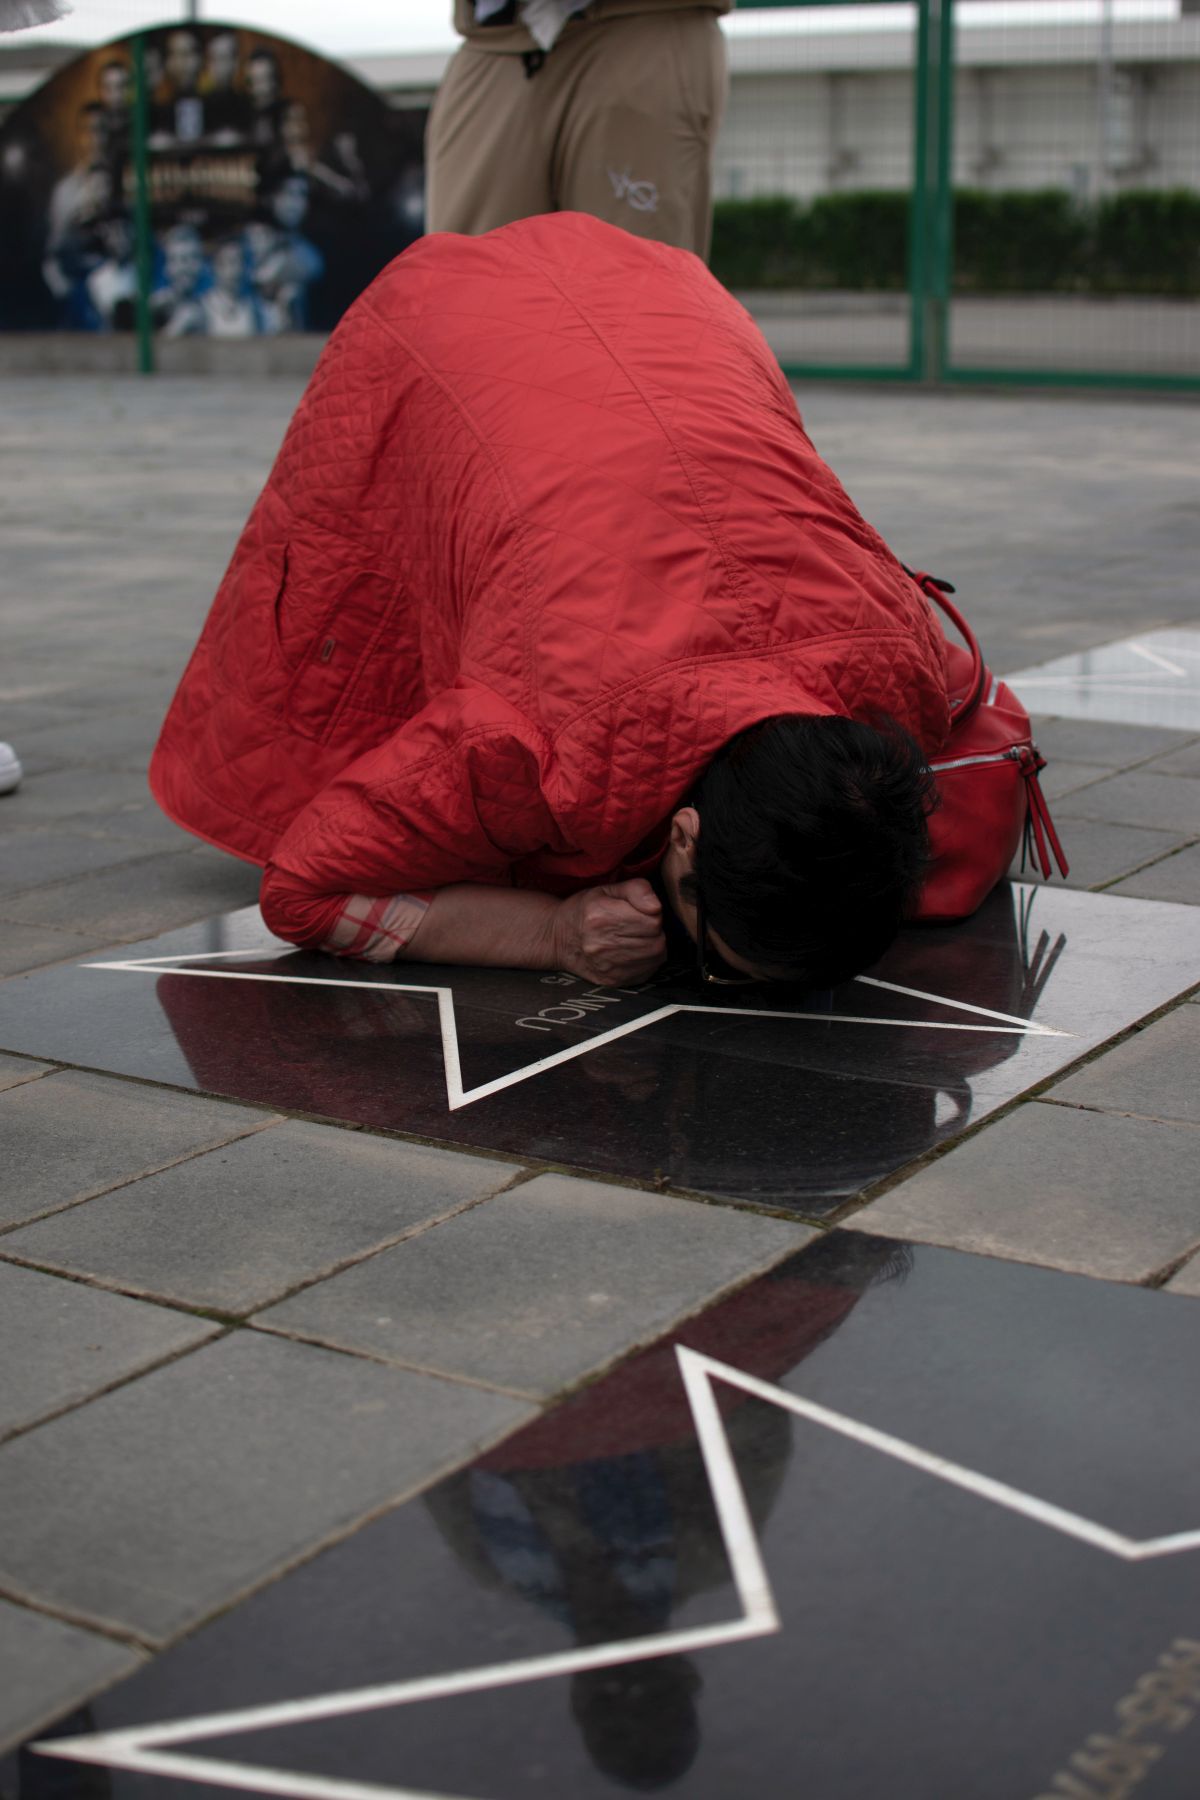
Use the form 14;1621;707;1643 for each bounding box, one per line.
130;33;155;375
906;0;931;380
909;0;955;381
928;0;956;381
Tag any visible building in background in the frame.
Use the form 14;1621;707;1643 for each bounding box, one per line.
1;10;1196;380
3;13;1198;208
337;14;1200;206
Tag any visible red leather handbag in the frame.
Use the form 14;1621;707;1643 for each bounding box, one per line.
909;570;1068;923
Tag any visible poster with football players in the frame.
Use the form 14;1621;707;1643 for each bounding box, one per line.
0;22;427;334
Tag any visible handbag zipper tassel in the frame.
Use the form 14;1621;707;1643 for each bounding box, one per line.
1021;750;1070;880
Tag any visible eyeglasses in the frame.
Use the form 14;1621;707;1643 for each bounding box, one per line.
695;892;760;986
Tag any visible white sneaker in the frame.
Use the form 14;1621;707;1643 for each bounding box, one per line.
0;742;22;795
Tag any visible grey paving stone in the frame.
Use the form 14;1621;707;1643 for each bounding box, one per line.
1108;844;1200;906
1;767;162;825
0;831;178;898
78;807;195;849
1026;718;1198;768
0;1069;273;1231
1145;740;1200;779
0;922;118;978
1036;760;1110;801
259;1173;812;1397
1047;1005;1200;1125
0;1262;217;1440
0;1330;531;1642
0;698;95;736
6;674;178;717
0;1052;49;1092
11;709;164;775
0;847;260;939
1011;817;1188;891
3;1124;517;1315
1057;770;1200;836
0;1598;142;1752
847;1102;1200;1283
1166;1253;1200;1296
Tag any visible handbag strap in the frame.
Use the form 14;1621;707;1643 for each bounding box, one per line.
903;565;987;723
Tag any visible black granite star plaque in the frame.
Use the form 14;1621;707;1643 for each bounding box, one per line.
1;882;1199;1214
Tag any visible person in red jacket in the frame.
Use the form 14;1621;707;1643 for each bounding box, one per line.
150;212;950;990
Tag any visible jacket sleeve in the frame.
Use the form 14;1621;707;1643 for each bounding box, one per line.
259;688;560;959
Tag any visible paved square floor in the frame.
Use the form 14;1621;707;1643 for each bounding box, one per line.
2;379;1199;1786
12;1235;1200;1800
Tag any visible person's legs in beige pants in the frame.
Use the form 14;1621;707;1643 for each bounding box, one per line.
554;11;727;259
426;9;728;259
426;43;553;236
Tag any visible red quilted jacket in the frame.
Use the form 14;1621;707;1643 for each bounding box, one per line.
150;213;950;956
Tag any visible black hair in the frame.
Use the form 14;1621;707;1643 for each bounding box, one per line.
684;713;936;988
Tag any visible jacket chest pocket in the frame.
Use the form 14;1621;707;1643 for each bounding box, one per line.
275;559;397;744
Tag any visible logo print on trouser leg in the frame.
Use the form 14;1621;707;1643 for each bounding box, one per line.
608;168;659;213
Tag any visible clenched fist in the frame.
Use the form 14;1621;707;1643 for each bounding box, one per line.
550;879;667;986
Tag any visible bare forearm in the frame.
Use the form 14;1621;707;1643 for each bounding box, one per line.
400;884;561;971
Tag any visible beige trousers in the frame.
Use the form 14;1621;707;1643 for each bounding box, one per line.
425;8;728;260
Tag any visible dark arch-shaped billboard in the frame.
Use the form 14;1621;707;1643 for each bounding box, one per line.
0;21;426;334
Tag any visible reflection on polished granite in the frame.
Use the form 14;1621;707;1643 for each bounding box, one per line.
1;883;1199;1215
15;1233;1200;1799
1006;629;1200;730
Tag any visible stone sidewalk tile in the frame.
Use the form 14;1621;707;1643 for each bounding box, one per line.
0;1053;49;1092
1166;1253;1200;1296
0;831;184;900
6;673;178;717
2;1124;519;1316
1108;844;1200;906
12;709;165;776
1046;1004;1200;1125
1027;718;1198;768
0;698;95;736
1149;741;1200;779
2;767;166;825
844;1102;1200;1283
0;922;121;980
0;1263;217;1441
0;847;260;940
1037;761;1110;802
258;1172;813;1398
1057;770;1200;836
0;1069;276;1231
0;1331;532;1643
0;1599;142;1754
1013;818;1188;891
44;807;194;850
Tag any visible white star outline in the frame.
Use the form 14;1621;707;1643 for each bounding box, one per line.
83;950;1072;1111
34;1345;1200;1800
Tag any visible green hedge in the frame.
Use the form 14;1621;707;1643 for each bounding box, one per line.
953;190;1090;293
807;192;910;290
1093;191;1200;296
710;188;1200;297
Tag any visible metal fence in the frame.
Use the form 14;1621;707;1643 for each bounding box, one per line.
6;0;1199;387
727;0;1200;390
